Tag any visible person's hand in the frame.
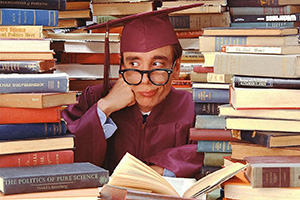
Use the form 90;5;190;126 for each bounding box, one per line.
97;78;135;117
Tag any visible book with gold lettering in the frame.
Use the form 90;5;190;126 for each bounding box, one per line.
0;162;109;195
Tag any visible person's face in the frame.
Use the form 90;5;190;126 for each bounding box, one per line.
121;45;180;112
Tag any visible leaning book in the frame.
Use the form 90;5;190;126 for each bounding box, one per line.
0;162;109;195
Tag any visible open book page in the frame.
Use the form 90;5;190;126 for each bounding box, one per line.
182;162;248;198
163;176;197;197
108;152;180;196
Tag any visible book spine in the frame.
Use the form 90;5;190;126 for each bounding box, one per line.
197;140;232;153
175;30;203;38
233;76;300;89
228;0;279;7
0;8;58;26
0;121;67;140
190;128;234;141
193;66;214;73
0;0;66;11
203;152;231;167
194;103;221;115
238;130;270;147
0;75;69;93
221;45;284;54
199;36;248;52
232;13;300;23
0;150;74;168
252;167;300;187
1;169;108;195
0;25;43;39
59;52;120;64
0;106;62;124
230;21;296;28
195;115;226;129
200;165;222;178
0;61;41;74
192;88;229;103
230;6;292;15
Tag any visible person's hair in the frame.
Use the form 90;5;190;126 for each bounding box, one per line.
119;43;183;66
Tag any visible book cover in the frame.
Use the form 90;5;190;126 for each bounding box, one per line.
0;51;54;60
219;104;300;120
245;156;300;188
194;103;222;115
229;85;300;109
0;39;51;52
232;13;300;23
190;72;233;84
0;134;75;155
226;117;300;133
224;171;300;200
0;121;67;140
202;26;299;36
229;5;300;15
58;52;120;64
193;88;229;103
231;130;300;148
0;150;74;168
0;92;77;108
0;162;109;195
0;106;61;124
195;115;226;129
214;53;300;78
232;75;300;88
203;152;231;167
189;128;235;141
228;0;300;7
0;73;69;93
0;8;58;26
0;0;66;11
199;35;299;52
0;25;43;39
0;60;55;74
197;140;232;153
230;21;300;28
230;141;300;161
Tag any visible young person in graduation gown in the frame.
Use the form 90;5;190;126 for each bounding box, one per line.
62;3;204;178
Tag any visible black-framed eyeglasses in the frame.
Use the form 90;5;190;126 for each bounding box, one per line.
119;68;173;86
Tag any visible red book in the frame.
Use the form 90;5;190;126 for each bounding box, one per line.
59;52;120;64
189;128;238;141
175;30;203;38
0;150;74;168
193;65;214;73
0;106;61;124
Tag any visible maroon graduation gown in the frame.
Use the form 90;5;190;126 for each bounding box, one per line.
62;84;204;178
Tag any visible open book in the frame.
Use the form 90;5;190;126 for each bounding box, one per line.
102;152;248;199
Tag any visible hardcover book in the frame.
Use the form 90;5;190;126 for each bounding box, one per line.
0;150;74;168
0;60;55;74
232;13;300;23
0;8;58;26
0;134;75;155
0;0;66;11
231;129;300;148
0;121;67;140
0;39;51;52
0;73;69;93
224;171;300;200
228;0;300;7
229;5;300;15
197;140;232;153
199;35;299;52
0;162;109;194
0;25;43;39
214;53;300;78
193;88;229;103
194;103;222;115
202;26;299;36
195;115;226;129
0;92;77;108
0;106;61;124
229;85;300;109
245;156;300;188
189;128;233;141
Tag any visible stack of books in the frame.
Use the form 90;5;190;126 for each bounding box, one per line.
228;0;300;28
49;32;120;92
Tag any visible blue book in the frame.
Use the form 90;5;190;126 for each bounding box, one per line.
193;88;229;103
0;8;58;26
0;0;66;11
0;73;69;93
197;140;232;153
0;121;67;140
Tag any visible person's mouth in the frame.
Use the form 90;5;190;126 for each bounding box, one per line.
138;90;157;97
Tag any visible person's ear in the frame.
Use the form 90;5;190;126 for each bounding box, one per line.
172;58;181;79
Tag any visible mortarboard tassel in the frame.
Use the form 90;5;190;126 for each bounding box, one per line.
102;23;112;97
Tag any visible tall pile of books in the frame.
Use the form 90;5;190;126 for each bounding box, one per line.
206;25;300;199
228;0;300;28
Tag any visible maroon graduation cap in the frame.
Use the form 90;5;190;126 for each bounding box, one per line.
86;3;204;96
